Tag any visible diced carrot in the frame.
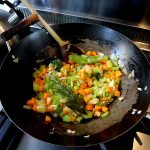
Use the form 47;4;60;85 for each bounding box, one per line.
109;71;116;79
32;104;37;112
106;86;113;93
116;70;123;78
45;115;52;124
94;105;102;112
91;51;97;56
43;92;50;100
42;68;47;75
60;103;65;108
80;83;88;89
68;60;75;64
114;90;121;97
101;97;109;101
46;97;52;106
84;88;91;95
80;71;86;80
35;78;41;84
85;104;94;111
102;64;108;70
38;85;43;92
37;72;42;78
71;115;76;122
47;105;55;113
86;51;92;56
27;97;35;107
102;106;108;112
63;107;70;114
41;79;45;85
74;89;79;94
86;78;93;87
105;74;110;78
84;95;90;103
63;64;70;70
115;85;119;90
78;89;86;95
99;60;106;64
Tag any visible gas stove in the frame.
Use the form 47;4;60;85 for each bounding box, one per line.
0;3;150;150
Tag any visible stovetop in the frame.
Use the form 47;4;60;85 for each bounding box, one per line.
0;7;150;150
0;36;150;150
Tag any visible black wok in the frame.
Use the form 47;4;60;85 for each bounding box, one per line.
0;23;150;146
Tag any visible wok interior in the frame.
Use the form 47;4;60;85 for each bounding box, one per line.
0;23;150;146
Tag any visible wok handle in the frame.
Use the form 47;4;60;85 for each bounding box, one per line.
1;13;38;41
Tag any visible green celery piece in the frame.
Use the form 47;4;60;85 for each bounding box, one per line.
51;94;62;105
102;55;109;61
63;114;71;122
101;111;109;118
55;105;63;114
82;111;93;119
76;116;83;123
33;82;39;92
112;67;119;71
115;78;121;85
69;54;100;65
37;92;44;99
39;65;46;71
106;60;113;68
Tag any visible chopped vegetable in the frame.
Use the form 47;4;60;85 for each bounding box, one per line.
24;51;123;124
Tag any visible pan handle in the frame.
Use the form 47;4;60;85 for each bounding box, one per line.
1;13;38;41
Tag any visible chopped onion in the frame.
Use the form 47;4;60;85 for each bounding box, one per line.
13;58;19;63
137;87;142;91
67;129;75;134
122;68;127;74
12;55;15;59
118;59;124;68
23;105;31;110
137;110;142;114
131;70;135;77
144;86;147;91
94;111;101;117
84;135;90;139
118;96;124;101
132;109;137;112
88;98;99;104
60;98;67;103
131;111;136;115
109;80;114;87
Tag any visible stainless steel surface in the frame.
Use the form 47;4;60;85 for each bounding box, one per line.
18;0;150;30
0;9;16;51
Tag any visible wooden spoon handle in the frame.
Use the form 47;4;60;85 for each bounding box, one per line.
21;0;68;46
1;13;38;41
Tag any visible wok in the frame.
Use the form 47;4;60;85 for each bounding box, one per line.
0;23;150;146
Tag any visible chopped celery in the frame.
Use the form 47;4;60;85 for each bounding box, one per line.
33;82;39;92
37;93;44;99
69;54;100;65
76;116;83;123
112;67;119;71
39;65;46;71
52;94;62;105
115;78;121;85
106;60;113;68
63;114;71;122
102;55;109;61
82;111;93;119
101;111;109;118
